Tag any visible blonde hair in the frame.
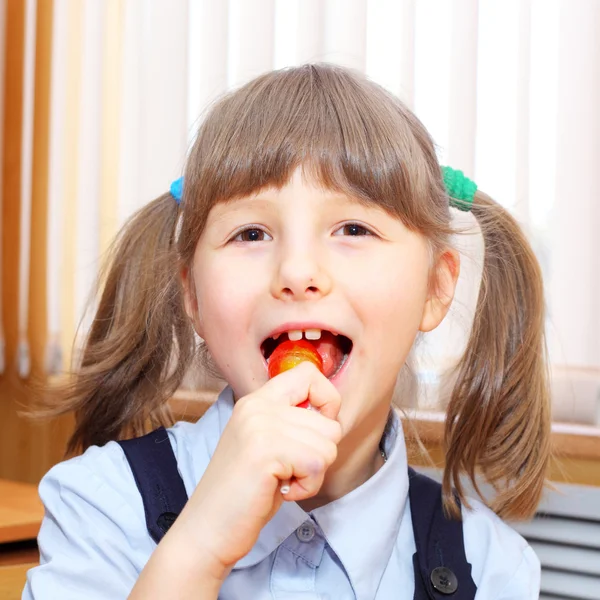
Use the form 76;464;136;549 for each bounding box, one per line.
35;63;550;521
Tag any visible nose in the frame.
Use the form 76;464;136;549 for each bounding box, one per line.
271;241;332;301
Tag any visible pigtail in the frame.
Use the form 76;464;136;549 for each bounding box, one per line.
34;194;195;456
442;191;551;521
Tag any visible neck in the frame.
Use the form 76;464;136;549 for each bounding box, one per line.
297;403;391;512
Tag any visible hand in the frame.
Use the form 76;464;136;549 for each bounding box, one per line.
171;361;342;574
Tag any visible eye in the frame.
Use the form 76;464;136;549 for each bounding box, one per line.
230;227;272;243
334;222;375;237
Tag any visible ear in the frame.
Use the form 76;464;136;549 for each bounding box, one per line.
419;249;460;333
181;266;204;337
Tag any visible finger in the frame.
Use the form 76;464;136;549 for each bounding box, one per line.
279;426;339;468
279;461;327;502
283;458;327;500
263;361;342;421
280;477;325;502
280;407;343;445
272;439;331;499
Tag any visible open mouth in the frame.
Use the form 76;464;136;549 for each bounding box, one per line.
261;330;353;379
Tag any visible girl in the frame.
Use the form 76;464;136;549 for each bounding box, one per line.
23;63;550;599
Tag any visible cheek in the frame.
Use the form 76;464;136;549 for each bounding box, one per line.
363;255;429;317
355;256;430;361
192;261;260;341
386;272;428;322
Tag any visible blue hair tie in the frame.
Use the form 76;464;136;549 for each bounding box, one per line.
170;177;184;204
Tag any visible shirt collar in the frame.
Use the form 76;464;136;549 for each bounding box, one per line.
207;386;409;593
310;409;408;599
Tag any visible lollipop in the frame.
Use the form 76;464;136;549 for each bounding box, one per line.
268;338;324;492
268;339;323;409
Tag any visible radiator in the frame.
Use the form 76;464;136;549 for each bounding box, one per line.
512;482;600;600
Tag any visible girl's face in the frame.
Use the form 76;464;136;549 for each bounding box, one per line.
184;167;458;435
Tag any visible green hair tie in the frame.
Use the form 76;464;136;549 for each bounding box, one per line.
441;166;477;212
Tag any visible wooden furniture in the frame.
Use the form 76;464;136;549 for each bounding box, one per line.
400;410;600;487
0;480;42;597
0;480;44;545
170;390;600;487
0;563;37;600
0;540;39;568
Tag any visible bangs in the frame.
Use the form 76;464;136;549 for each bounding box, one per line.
180;64;450;255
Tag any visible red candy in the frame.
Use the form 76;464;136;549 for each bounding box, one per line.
267;339;324;379
268;339;324;410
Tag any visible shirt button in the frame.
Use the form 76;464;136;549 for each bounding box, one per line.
430;567;458;594
296;521;315;542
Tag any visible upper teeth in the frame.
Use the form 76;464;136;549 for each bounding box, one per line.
290;329;321;341
270;329;342;342
274;329;323;341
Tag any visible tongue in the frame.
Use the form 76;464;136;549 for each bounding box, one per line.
311;331;345;378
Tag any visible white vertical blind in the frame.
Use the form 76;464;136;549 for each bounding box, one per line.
274;0;299;69
73;0;104;354
365;0;417;109
118;0;189;227
0;0;590;412
548;0;600;368
45;0;69;374
365;0;406;101
229;0;276;87
323;0;368;72
117;0;143;226
187;0;229;138
414;0;451;164
514;0;531;226
138;0;189;202
447;0;478;177
17;0;37;378
397;0;416;109
528;0;559;236
296;0;325;65
527;0;559;371
274;0;327;69
474;0;520;210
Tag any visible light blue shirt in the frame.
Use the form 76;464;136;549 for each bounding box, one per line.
23;386;540;599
